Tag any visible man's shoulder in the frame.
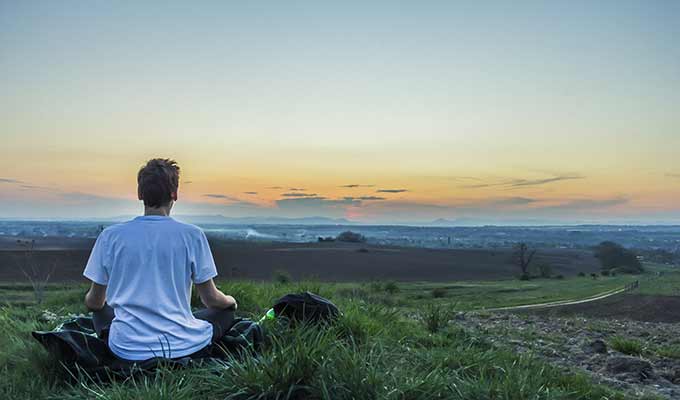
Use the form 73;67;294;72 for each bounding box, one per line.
169;219;204;236
101;217;205;238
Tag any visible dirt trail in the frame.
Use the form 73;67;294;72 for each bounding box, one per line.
483;286;627;312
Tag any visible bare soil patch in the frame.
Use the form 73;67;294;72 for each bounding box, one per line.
524;294;680;323
456;312;680;399
0;235;600;283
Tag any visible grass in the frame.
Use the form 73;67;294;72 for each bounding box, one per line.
657;345;680;360
610;336;645;356
386;274;637;311
0;279;635;400
636;263;680;296
4;263;679;399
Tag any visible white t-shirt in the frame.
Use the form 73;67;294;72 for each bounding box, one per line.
83;215;218;361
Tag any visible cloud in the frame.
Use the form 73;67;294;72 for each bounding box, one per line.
266;186;283;190
288;187;306;191
59;192;119;202
376;189;408;193
544;197;629;211
203;193;242;202
0;178;52;191
281;192;318;197
243;191;258;195
340;184;375;188
0;178;24;184
341;196;385;201
277;196;360;207
275;196;362;217
488;197;537;206
509;175;583;188
20;184;50;190
462;175;584;189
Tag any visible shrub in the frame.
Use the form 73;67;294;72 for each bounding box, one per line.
537;263;552;278
519;273;531;281
610;336;644;356
601;270;610;277
384;281;399;294
590;273;598;280
368;281;383;292
422;303;451;333
431;287;447;298
273;269;292;284
578;272;586;277
554;274;565;280
336;231;366;243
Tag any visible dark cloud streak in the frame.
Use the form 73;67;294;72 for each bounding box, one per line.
203;193;241;202
281;193;318;197
0;178;24;184
340;184;375;188
462;175;584;189
376;189;408;193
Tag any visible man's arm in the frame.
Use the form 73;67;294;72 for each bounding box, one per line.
85;282;107;311
195;279;237;310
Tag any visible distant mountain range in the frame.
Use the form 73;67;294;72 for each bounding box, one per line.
3;214;680;227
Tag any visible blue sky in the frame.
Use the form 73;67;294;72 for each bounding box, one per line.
1;1;679;223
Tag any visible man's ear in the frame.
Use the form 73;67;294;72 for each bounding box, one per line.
171;191;178;201
137;186;143;201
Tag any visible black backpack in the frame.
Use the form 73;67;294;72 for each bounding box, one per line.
273;292;340;323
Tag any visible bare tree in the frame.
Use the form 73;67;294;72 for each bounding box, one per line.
15;239;56;304
514;243;537;278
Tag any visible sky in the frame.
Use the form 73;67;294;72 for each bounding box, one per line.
1;1;679;224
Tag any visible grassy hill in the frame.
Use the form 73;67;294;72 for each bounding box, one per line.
1;272;658;400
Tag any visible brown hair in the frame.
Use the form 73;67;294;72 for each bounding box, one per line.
137;158;180;208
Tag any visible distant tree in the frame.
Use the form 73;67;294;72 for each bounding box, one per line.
14;239;55;304
514;243;536;279
336;231;366;243
593;241;643;274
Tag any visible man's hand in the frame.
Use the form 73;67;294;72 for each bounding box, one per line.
196;279;237;310
85;282;107;311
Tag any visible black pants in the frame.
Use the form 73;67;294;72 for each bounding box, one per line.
93;304;235;355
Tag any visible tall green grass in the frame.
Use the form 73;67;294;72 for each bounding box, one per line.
1;281;629;399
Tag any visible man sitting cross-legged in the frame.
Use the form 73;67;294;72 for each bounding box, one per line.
83;158;237;361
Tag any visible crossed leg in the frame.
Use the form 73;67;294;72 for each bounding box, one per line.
92;304;235;342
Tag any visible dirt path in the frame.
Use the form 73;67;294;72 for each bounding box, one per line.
483;286;628;312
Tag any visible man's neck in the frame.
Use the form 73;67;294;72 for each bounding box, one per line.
144;206;171;216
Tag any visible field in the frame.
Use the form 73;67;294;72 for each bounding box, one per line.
2;263;678;399
0;236;601;283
